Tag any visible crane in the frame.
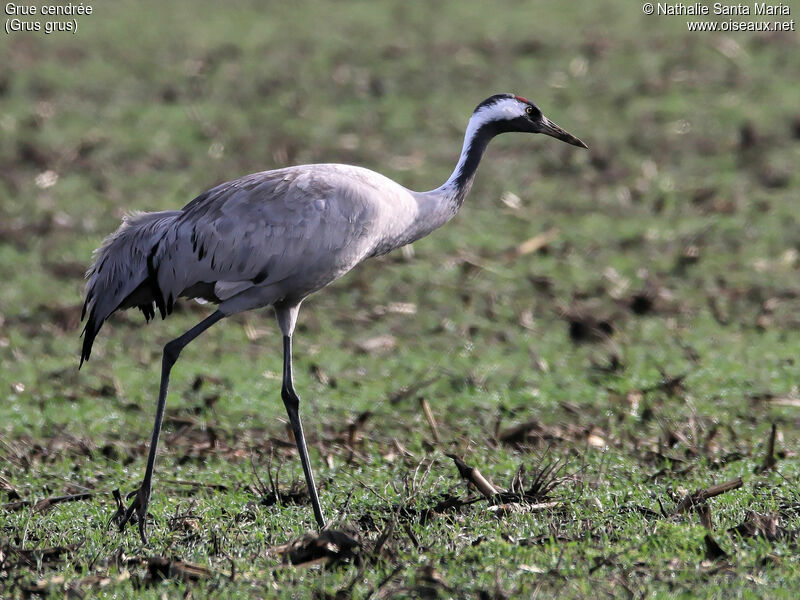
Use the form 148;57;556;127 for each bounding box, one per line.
81;93;587;543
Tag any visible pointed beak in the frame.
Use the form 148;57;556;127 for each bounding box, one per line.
539;116;588;149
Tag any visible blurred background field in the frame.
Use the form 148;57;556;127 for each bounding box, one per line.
1;0;799;597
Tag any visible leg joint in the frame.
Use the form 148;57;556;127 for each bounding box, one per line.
281;384;299;410
163;339;182;365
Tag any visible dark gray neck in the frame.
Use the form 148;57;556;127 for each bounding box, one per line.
400;111;508;247
431;116;504;212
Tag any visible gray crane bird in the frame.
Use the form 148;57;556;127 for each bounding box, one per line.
81;94;587;543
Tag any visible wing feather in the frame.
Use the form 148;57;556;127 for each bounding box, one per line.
151;165;390;308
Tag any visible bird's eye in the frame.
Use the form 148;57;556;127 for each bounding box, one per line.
525;106;533;115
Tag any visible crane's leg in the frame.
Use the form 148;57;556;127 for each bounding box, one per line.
114;310;225;543
281;333;327;529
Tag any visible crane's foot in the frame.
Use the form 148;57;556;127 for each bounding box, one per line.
110;485;151;544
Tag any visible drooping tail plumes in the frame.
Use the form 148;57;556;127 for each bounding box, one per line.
80;210;181;367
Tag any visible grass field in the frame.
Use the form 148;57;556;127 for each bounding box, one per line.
2;0;800;597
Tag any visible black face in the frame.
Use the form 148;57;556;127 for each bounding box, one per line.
524;103;543;122
517;101;587;148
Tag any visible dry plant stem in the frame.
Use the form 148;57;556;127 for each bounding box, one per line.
419;397;440;443
672;477;743;514
446;454;500;498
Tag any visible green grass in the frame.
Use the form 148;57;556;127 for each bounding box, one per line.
2;0;800;597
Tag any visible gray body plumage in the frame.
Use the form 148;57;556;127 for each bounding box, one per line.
81;164;458;363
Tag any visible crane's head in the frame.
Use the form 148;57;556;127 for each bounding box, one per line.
472;94;588;148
